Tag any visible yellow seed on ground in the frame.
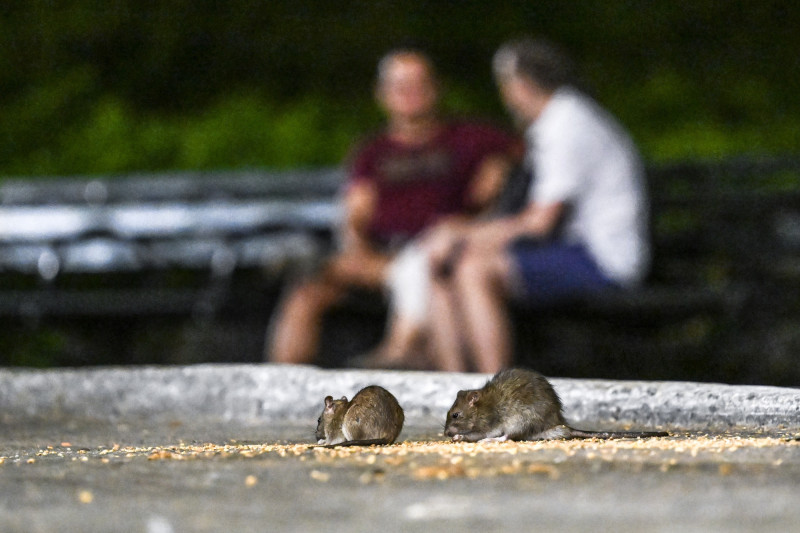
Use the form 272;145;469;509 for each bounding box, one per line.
310;470;330;482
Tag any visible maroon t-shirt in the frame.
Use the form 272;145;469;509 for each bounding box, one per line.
348;121;519;245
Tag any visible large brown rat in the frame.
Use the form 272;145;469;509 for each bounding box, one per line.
316;385;405;446
444;368;669;442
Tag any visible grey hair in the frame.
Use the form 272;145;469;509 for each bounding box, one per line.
492;38;577;91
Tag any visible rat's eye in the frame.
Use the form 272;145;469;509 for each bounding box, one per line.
451;412;460;419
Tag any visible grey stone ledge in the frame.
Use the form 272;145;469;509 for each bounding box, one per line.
1;364;799;431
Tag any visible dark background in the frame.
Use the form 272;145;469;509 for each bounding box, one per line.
2;2;800;383
2;1;799;177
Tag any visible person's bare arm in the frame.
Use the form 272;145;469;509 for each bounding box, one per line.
466;154;515;213
327;179;391;287
465;201;565;253
341;180;378;254
422;153;515;270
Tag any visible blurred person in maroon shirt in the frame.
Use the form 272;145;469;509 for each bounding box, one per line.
266;48;520;367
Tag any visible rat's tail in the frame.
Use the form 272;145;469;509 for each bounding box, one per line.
321;438;393;448
566;428;669;439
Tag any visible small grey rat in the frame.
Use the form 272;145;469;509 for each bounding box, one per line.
444;368;669;442
316;385;405;446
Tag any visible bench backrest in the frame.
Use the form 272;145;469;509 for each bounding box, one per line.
2;158;800;290
647;157;800;289
0;169;343;279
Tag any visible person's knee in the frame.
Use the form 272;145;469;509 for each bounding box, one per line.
454;247;511;293
454;248;491;285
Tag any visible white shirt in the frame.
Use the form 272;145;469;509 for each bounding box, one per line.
527;87;649;286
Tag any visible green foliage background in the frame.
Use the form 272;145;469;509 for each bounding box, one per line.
2;1;799;177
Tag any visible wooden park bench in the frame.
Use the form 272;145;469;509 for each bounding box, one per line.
0;169;342;366
1;158;799;383
0;169;340;317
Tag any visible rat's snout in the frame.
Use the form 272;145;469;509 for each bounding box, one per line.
444;425;458;438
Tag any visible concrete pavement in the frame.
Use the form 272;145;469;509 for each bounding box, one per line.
1;364;799;532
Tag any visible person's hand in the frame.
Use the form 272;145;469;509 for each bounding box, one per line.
421;218;467;273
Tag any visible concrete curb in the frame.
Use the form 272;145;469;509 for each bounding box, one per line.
1;364;799;431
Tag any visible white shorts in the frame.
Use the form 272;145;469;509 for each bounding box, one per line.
385;242;430;325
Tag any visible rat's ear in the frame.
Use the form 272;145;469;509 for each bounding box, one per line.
324;396;334;409
340;396;347;402
467;390;480;406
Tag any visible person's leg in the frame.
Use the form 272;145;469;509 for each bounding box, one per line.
453;240;616;372
365;314;424;365
267;246;396;364
354;243;431;368
427;278;470;372
452;246;515;374
266;276;345;364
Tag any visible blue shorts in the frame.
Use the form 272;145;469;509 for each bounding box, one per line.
508;239;617;305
